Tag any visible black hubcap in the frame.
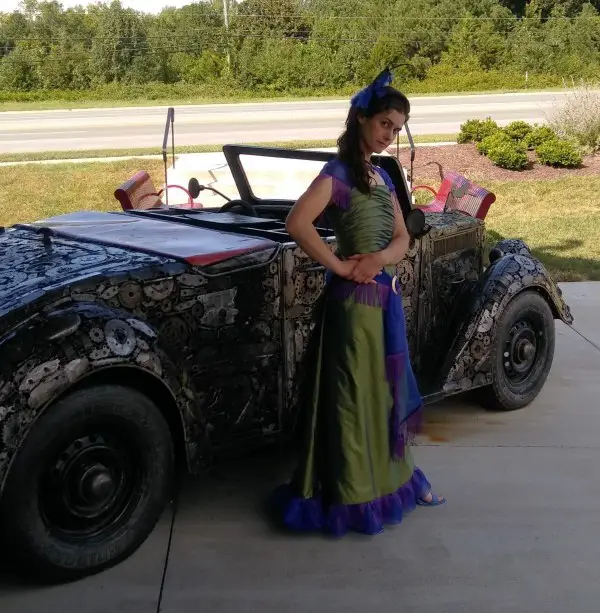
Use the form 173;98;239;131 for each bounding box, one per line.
503;319;542;383
40;430;144;542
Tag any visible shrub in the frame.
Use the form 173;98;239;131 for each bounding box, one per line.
457;117;500;144
547;81;600;152
477;130;512;155
523;125;557;150
536;139;582;167
487;141;528;170
503;120;532;142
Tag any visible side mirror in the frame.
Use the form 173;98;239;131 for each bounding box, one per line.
188;177;202;199
406;208;430;238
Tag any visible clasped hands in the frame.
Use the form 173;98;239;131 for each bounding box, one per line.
335;251;386;284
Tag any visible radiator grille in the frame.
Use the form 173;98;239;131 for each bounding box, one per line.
432;229;480;259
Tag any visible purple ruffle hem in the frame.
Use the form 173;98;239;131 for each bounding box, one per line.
271;467;431;538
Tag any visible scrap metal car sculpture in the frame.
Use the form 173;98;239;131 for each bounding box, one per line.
0;109;573;582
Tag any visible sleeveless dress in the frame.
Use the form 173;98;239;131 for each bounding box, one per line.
272;158;430;537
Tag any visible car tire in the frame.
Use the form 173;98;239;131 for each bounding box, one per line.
0;384;174;583
479;291;555;411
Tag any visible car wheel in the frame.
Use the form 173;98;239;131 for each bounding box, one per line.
0;384;174;583
479;291;555;411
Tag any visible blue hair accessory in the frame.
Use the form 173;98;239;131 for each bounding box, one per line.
350;67;393;110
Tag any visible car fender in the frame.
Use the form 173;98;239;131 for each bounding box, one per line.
0;301;206;494
439;251;573;394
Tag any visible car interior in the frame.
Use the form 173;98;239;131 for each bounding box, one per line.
115;144;426;243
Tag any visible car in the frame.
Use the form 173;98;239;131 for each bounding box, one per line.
0;112;573;582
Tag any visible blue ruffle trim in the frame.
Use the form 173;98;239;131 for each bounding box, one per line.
271;468;431;537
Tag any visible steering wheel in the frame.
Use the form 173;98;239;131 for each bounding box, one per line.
187;177;258;217
219;199;259;217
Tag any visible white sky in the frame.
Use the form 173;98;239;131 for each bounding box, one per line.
1;0;195;13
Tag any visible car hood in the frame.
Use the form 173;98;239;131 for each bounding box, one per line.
0;226;176;319
0;211;276;319
16;211;276;266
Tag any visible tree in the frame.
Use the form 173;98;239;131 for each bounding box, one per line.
0;11;31;59
149;2;224;83
499;0;527;14
89;0;153;84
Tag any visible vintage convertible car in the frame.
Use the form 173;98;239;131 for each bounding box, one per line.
0;117;573;582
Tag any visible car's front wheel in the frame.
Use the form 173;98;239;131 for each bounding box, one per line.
479;291;555;411
0;384;174;583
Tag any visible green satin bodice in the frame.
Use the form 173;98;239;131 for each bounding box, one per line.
328;185;396;258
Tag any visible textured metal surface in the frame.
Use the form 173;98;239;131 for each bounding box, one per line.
0;229;176;319
0;208;573;492
413;214;485;388
0;226;281;490
20;211;276;267
441;241;573;395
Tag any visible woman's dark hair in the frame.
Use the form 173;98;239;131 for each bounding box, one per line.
337;86;410;194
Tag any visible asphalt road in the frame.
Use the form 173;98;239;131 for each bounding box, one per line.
0;91;572;154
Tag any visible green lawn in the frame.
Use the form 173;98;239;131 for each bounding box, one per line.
1;160;598;282
0;87;566;113
0;159;163;228
484;177;600;282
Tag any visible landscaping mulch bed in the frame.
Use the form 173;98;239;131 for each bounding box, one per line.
389;143;600;185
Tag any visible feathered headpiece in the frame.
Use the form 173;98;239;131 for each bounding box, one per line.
350;67;393;110
350;64;412;110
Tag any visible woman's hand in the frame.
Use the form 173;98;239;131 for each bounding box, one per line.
333;259;358;281
346;251;385;284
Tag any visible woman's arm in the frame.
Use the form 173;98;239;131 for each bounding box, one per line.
285;176;355;278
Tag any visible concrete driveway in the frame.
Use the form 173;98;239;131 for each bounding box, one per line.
1;282;599;613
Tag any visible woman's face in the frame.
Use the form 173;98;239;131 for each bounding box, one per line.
359;108;406;155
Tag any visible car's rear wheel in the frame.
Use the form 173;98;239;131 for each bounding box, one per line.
479;291;555;411
0;384;174;583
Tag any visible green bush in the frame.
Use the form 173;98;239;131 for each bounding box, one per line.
536;139;583;167
477;130;512;155
487;141;528;170
415;66;560;95
503;120;533;142
457;117;500;144
523;125;558;150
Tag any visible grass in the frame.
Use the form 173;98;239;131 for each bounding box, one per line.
1;160;598;282
0;134;457;164
484;177;600;282
0;159;165;228
0;93;344;112
0;85;566;113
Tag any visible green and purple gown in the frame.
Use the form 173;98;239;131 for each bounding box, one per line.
273;158;430;537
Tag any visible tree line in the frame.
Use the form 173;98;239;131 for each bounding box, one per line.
1;0;600;96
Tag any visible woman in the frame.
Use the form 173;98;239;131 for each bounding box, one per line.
273;69;445;537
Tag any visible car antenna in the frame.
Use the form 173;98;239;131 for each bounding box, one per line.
162;107;175;207
383;62;414;180
404;123;415;185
